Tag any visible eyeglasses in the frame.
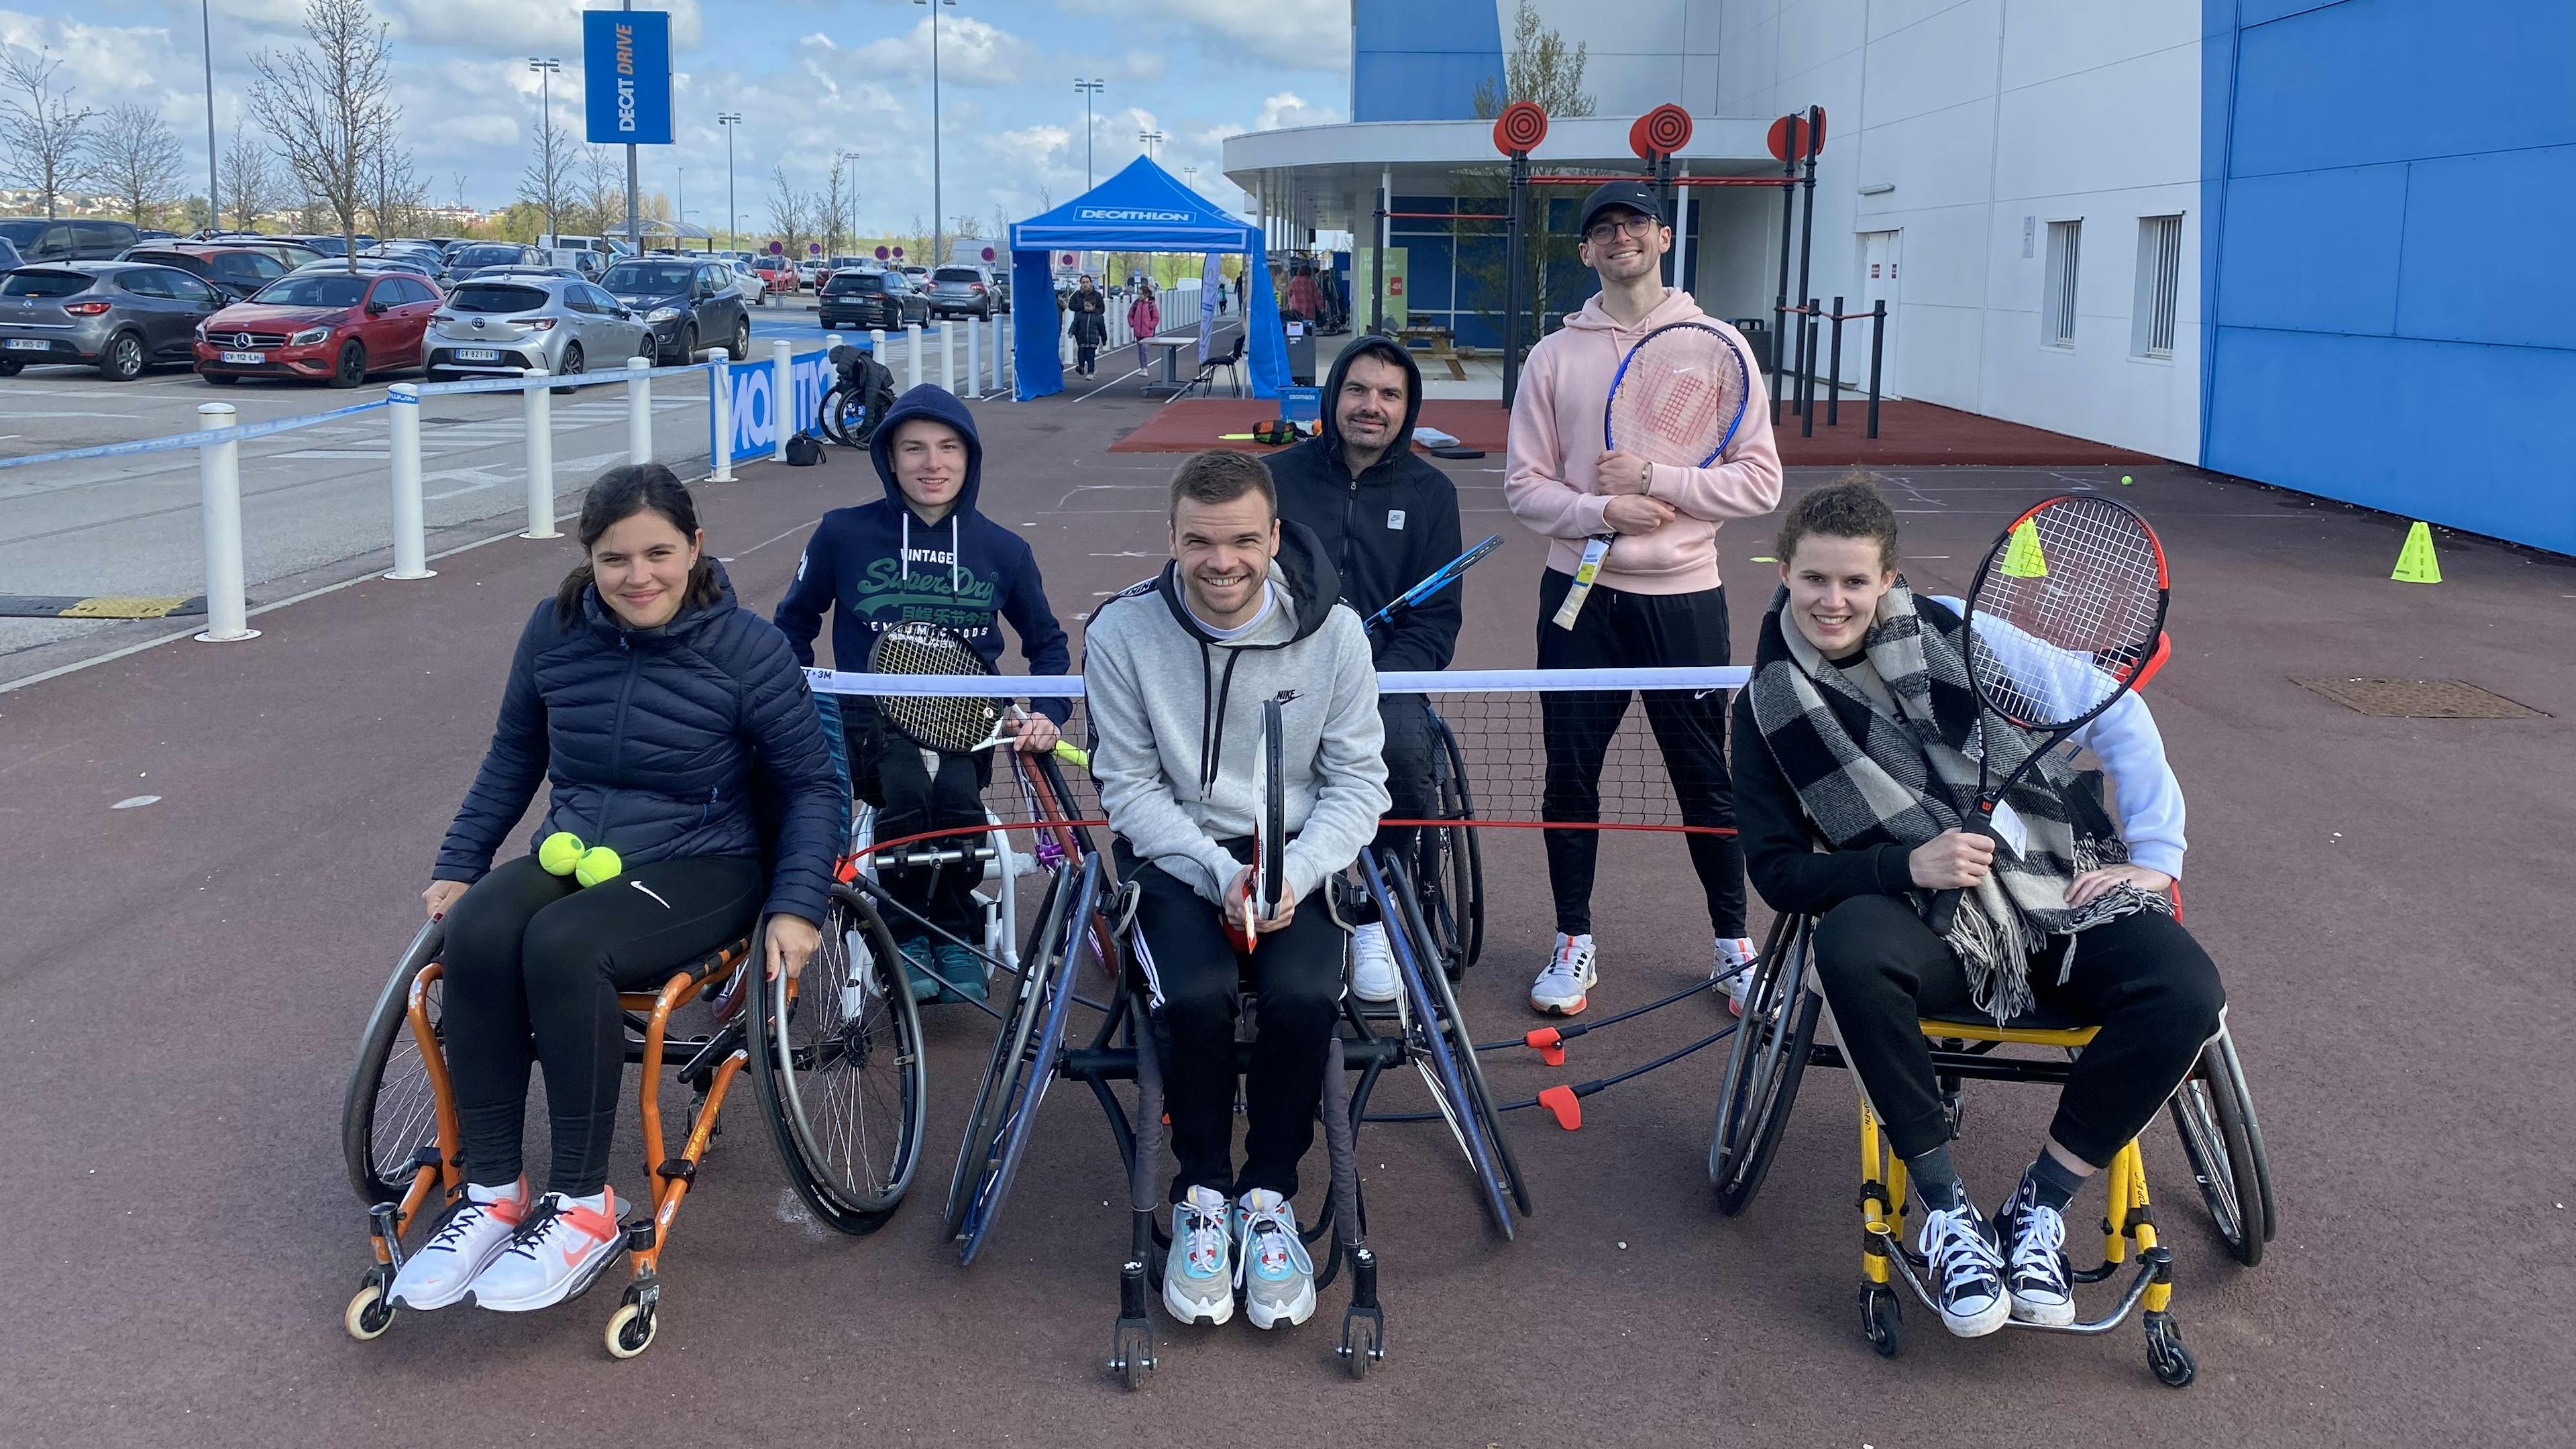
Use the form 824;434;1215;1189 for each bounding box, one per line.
1584;214;1658;244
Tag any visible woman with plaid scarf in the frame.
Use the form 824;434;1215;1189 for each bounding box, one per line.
1730;478;2225;1341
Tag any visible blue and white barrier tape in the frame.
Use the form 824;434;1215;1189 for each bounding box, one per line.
800;665;1751;697
0;397;392;472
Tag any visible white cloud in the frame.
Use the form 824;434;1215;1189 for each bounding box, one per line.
845;14;1034;88
1255;91;1338;131
382;1;705;54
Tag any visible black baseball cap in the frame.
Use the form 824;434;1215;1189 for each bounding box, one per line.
1578;180;1664;238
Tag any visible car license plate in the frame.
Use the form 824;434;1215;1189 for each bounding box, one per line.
455;348;501;362
5;337;48;352
219;350;264;364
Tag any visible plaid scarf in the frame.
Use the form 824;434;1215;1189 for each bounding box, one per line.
1745;580;2165;1023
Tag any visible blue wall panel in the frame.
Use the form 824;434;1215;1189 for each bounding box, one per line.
2394;145;2576;349
2214;166;2407;335
1354;0;1503;122
2230;0;2576;176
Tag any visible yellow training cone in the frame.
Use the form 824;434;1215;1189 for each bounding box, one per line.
2001;518;2049;578
2391;521;2442;584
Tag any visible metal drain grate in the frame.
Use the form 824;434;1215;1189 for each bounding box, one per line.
2294;678;2546;719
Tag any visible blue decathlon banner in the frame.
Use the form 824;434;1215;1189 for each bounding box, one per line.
584;11;674;146
710;348;834;466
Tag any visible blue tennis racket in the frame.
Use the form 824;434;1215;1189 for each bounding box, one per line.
1364;533;1502;634
1552;322;1752;629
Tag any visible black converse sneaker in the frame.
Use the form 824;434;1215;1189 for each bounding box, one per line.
1917;1203;2011;1337
1997;1176;2078;1326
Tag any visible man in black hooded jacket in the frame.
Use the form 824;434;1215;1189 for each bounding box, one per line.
1264;335;1462;1002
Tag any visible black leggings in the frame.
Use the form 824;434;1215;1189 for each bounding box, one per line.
1811;894;2226;1168
1118;841;1346;1205
440;853;765;1196
1534;568;1745;938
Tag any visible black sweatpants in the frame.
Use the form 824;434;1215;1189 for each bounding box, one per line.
1534;568;1745;938
1811;894;2226;1168
441;853;765;1196
1118;841;1346;1205
849;705;994;941
1356;693;1439;924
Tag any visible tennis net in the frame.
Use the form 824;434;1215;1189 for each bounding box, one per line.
805;665;1751;841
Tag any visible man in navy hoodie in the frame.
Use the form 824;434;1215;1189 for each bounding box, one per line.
775;385;1072;1000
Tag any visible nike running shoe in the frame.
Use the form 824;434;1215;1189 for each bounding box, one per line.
466;1189;627;1313
1529;932;1597;1016
387;1180;525;1311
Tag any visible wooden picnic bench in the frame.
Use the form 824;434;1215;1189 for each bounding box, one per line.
1397;324;1470;381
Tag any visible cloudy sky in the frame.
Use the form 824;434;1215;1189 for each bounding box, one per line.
0;1;1349;231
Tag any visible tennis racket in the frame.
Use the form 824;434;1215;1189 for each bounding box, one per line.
1925;494;2171;934
1552;322;1752;630
864;620;1084;764
1228;694;1289;954
1364;533;1503;635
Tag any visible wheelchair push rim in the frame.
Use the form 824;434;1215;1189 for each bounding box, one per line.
956;853;1103;1266
1366;850;1521;1238
2165;1030;2273;1267
1709;912;1821;1214
342;919;447;1208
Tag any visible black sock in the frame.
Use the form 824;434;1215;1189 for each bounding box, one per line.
2017;1150;2088;1216
1905;1145;1968;1214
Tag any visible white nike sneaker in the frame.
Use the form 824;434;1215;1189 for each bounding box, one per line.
1715;936;1760;1016
1350;922;1399;1004
1163;1185;1234;1326
387;1180;525;1311
1529;932;1597;1016
466;1189;627;1313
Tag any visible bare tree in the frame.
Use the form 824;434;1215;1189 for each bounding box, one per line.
365;142;425;238
0;48;96;219
93;103;186;227
766;164;812;260
247;0;400;267
221;117;284;231
519;101;573;237
818;156;853;258
572;144;625;235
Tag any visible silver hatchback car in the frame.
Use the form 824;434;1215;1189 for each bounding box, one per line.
422;271;655;384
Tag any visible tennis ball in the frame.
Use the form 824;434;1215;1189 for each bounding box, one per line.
538;831;586;875
574;846;623;888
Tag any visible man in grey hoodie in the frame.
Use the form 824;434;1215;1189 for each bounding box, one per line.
1083;449;1390;1336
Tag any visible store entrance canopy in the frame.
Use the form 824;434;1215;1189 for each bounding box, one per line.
1007;156;1286;400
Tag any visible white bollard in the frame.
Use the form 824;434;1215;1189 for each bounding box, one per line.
869;328;886;368
906;322;924;390
771;339;794;462
386;383;433;580
966;319;981;398
625;357;653;466
521;370;559;538
938;322;955;393
193;402;257;642
706;355;733;482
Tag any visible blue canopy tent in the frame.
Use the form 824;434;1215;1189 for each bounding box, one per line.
1008;156;1287;402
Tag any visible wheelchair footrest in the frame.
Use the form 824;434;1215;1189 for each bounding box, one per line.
657;1157;697;1183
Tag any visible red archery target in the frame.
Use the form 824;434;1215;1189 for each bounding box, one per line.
1493;101;1548;155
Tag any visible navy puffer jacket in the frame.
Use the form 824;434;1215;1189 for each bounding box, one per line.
433;563;844;926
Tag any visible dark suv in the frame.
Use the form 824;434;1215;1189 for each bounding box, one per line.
820;268;928;331
598;257;752;364
0;218;142;264
119;244;292;303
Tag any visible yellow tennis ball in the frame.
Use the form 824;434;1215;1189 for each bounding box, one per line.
538;831;586;875
574;846;623;888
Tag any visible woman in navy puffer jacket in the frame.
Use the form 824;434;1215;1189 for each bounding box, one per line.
392;464;842;1319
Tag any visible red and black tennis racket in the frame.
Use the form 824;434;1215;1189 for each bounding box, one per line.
1925;494;2170;933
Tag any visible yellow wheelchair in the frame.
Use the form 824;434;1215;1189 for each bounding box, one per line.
1709;908;2274;1386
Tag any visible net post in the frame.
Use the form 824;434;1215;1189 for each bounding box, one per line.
1827;294;1845;428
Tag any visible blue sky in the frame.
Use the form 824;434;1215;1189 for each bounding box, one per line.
0;1;1350;231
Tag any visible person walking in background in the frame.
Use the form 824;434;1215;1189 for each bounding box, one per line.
1130;280;1161;372
1070;274;1108;378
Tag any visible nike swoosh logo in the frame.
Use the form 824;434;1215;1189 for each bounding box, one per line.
630;880;671;909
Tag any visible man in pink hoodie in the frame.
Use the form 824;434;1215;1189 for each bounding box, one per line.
1505;179;1784;1018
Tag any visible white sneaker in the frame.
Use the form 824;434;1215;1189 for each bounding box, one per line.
1715;936;1760;1016
466;1189;627;1313
1529;932;1597;1016
1918;1204;2012;1338
1234;1189;1316;1329
1350;922;1399;1004
1162;1185;1234;1326
387;1180;525;1311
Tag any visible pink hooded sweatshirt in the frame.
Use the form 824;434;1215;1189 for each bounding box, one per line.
1505;288;1782;594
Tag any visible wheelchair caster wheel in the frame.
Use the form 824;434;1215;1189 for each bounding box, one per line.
1111;1318;1155;1391
2145;1311;2194;1387
606;1301;658;1359
1860;1285;1901;1358
1339;1309;1383;1381
343;1281;396;1341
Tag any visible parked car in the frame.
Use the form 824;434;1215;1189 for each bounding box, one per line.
598;256;752;363
197;237;327;272
193;269;443;388
754;256;798;292
0;237;21;276
290;256;438;281
796;259;828;288
926;264;999;319
0;262;225;380
818;268;929;331
541;247;608;281
422;273;653;384
724;258;769;307
117;244;292;303
276;233;375;258
138;227;178;241
445;243;549;282
0;218;143;264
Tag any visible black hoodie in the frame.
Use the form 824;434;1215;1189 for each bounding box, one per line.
1263;335;1463;674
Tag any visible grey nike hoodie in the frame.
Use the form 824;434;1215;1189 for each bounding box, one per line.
1082;518;1390;908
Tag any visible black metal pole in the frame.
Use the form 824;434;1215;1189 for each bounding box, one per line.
1868;299;1885;439
1656;151;1675;288
1801;299;1818;438
1503;151;1528;408
1371;182;1387;337
1828;294;1845;427
1794;106;1819;419
1772;129;1795;423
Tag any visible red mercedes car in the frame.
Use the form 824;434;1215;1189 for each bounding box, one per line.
192;269;443;386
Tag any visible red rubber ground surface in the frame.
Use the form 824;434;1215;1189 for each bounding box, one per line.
1;390;2569;1445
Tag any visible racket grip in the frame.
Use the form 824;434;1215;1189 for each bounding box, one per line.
1053;741;1089;771
1925;888;1964;935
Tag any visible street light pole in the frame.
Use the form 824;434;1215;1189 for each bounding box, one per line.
529;57;562;237
718;112;743;252
1139;129;1163;164
839;150;863;256
201;1;219;232
1073;78;1104;191
917;0;956;268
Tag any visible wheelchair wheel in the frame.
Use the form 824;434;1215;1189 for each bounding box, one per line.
2166;1031;2273;1266
1377;852;1519;1237
1709;914;1821;1214
1425;712;1483;976
817;384;874;447
341;920;446;1207
954;855;1103;1266
749;888;926;1235
943;864;1071;1239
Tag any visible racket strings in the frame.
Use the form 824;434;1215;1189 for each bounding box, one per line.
1968;498;2165;731
1608;328;1748;469
869;626;1003;754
